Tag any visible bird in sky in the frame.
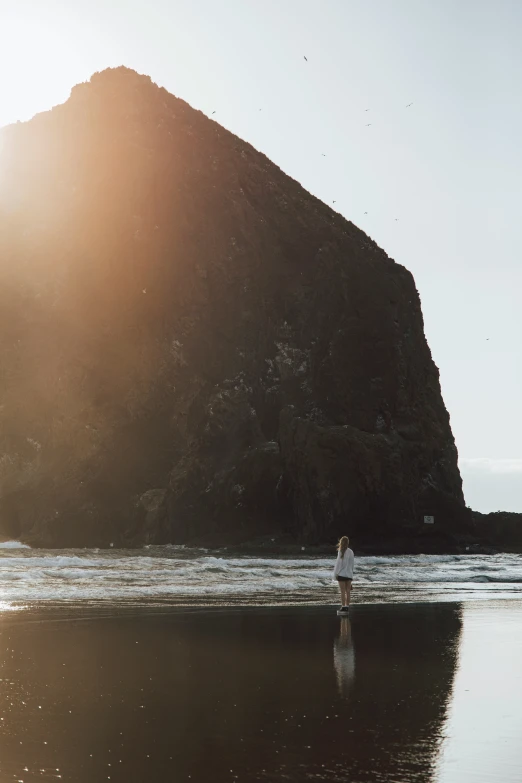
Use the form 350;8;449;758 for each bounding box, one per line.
322;153;326;156
364;212;368;215
211;111;216;115
406;102;413;108
394;218;399;221
333;200;336;204
365;108;369;111
304;56;308;61
365;123;372;127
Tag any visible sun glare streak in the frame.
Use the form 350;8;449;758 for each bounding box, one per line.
0;15;101;130
0;13;105;205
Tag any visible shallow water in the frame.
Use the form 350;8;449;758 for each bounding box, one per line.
0;601;520;782
1;542;521;609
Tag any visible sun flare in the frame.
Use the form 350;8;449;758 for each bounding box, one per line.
0;15;97;129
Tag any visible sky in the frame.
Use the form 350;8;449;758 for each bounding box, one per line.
0;0;520;512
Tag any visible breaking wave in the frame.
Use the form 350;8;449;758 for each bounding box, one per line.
0;544;520;609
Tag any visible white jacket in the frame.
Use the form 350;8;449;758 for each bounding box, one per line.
333;548;355;579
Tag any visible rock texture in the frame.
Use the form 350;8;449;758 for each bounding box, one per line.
0;67;470;548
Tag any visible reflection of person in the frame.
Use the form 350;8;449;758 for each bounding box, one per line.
333;536;354;613
333;617;355;697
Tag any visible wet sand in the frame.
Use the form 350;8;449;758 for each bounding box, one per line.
0;601;520;782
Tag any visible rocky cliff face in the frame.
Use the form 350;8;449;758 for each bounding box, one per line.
0;67;470;548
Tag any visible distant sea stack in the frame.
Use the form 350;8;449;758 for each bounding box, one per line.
0;67;471;548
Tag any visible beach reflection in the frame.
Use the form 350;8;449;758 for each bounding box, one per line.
333;617;355;696
0;603;466;783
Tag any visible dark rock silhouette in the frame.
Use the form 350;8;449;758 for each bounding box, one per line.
472;511;522;550
0;67;470;547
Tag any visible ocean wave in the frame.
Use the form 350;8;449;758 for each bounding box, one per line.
0;548;520;607
0;555;102;567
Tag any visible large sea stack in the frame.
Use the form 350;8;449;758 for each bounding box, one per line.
0;67;470;548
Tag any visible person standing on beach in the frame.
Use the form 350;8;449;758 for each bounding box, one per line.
333;536;354;613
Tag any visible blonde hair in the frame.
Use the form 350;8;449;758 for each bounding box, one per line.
337;536;350;557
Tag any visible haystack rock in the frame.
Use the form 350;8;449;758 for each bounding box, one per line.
0;67;470;549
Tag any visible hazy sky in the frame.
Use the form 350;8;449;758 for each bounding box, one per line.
0;0;520;512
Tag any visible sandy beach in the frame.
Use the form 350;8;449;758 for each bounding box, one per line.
0;600;520;782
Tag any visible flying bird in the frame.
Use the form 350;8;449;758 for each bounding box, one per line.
394;218;399;221
211;111;216;115
364;212;368;215
365;123;372;127
333;200;336;204
406;102;413;108
365;108;369;111
321;154;326;156
304;56;308;61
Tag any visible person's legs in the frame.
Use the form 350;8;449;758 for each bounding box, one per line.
345;581;352;606
338;579;346;606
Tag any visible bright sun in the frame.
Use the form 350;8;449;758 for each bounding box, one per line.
0;14;102;129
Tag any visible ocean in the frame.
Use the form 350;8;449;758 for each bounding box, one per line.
1;542;521;781
1;541;521;609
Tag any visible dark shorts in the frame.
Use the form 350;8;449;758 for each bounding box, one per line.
336;576;352;583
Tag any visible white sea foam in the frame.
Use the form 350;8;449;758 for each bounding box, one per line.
0;540;30;549
0;547;520;608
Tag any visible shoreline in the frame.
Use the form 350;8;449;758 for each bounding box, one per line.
5;596;522;632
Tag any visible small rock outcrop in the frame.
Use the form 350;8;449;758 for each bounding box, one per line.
0;67;470;547
472;511;522;550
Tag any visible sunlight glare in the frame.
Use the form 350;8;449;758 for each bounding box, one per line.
0;15;97;129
